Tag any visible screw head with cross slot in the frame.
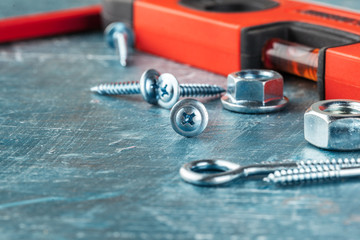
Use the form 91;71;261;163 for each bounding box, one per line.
170;99;208;137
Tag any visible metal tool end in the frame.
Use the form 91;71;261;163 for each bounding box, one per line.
170;99;208;137
104;22;135;67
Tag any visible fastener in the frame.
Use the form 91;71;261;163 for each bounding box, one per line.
221;69;289;113
170;99;208;137
104;22;135;67
264;164;360;185
304;99;360;150
180;158;360;186
91;69;225;109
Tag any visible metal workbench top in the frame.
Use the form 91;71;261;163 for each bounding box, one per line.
1;0;360;239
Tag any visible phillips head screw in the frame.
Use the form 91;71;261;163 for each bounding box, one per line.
170;99;208;137
104;22;135;67
91;69;225;109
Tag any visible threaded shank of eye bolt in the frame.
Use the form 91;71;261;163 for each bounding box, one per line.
298;158;360;168
264;164;342;185
180;84;225;97
91;81;140;95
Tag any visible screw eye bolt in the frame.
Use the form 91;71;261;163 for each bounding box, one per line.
180;158;360;186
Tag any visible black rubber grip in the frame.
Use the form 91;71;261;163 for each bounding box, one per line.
179;0;279;13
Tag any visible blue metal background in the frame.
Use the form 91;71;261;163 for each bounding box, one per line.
1;0;360;239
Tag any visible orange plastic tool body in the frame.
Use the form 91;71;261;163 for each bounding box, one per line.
325;44;360;100
0;5;102;43
132;0;360;100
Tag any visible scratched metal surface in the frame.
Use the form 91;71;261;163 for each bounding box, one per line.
1;0;360;239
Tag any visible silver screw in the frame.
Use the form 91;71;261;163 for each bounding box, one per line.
264;159;360;185
104;22;135;67
91;69;225;109
170;99;208;137
91;69;159;105
90;81;140;95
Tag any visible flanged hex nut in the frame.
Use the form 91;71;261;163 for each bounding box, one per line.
221;69;289;113
304;99;360;151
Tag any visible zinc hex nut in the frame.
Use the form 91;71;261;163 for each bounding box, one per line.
304;100;360;151
221;69;289;113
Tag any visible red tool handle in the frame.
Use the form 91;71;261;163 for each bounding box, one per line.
0;5;102;43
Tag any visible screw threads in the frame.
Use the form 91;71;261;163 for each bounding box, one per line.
298;158;360;168
264;164;341;184
264;158;360;185
91;69;226;109
180;84;225;97
91;81;140;95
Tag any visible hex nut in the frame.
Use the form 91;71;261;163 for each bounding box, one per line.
221;69;288;113
304;100;360;150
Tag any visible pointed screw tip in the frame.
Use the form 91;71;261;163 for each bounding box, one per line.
120;60;127;67
90;86;99;92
